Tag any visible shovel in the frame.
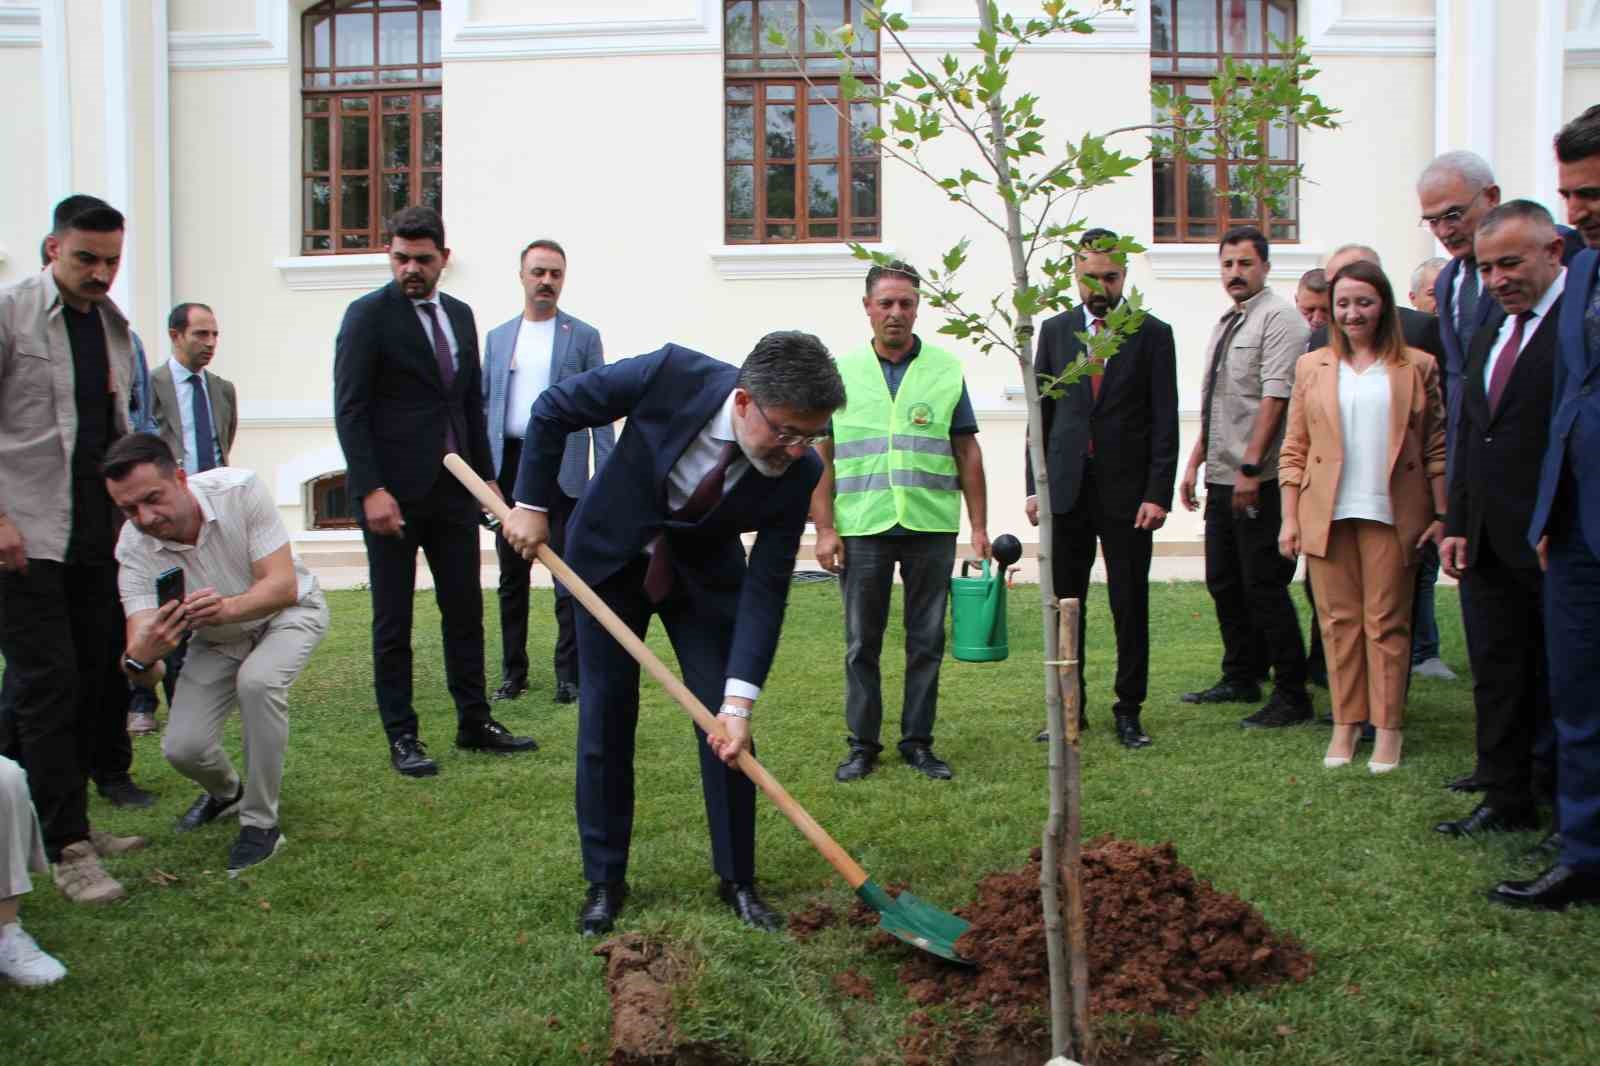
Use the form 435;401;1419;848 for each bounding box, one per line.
444;454;972;964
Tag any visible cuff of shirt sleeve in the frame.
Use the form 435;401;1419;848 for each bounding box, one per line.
513;502;549;513
724;679;761;702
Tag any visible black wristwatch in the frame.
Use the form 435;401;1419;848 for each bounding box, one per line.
122;654;149;674
1239;461;1262;478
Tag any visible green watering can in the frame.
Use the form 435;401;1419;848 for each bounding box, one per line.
950;534;1021;662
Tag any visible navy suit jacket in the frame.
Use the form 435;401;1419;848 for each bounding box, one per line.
1531;249;1600;558
482;308;614;497
514;344;820;689
333;282;494;503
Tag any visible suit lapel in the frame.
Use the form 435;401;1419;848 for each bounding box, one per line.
1094;319;1139;413
1317;354;1343;461
153;366;182;456
1463;311;1499;428
1386;357;1413;478
394;284;446;390
549;312;574;384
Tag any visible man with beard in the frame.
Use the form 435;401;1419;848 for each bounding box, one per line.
1179;226;1312;727
0;194;146;904
482;240;613;706
501;331;845;936
334;206;537;778
813;261;990;784
1023;229;1178;748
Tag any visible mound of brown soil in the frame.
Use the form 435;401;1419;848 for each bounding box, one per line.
595;934;747;1066
894;837;1314;1064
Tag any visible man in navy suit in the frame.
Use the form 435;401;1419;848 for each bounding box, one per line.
482;240;614;705
501;333;845;936
334;206;537;779
1493;111;1600;910
1023;229;1178;749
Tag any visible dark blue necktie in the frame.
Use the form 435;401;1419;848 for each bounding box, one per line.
190;374;216;472
1457;259;1482;352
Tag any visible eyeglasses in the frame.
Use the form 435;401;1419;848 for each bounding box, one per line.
752;401;827;447
1419;188;1483;229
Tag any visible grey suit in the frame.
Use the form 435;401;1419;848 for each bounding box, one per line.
481;309;614;689
148;361;237;470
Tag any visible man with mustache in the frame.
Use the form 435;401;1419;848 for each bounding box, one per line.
1437;201;1566;845
1023;229;1178;749
482;240;613;707
501;332;845;935
0;194;146;904
813;261;990;783
1179;226;1312;727
334;206;537;779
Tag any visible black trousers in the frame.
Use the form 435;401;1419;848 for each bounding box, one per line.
1051;461;1154;715
0;560;126;859
1203;480;1307;696
1459;535;1552;811
362;475;492;743
573;555;756;885
494;438;579;687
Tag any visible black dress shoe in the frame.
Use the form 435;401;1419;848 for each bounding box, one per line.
834;744;878;782
1239;691;1313;729
1433;802;1539;838
492;678;528;702
1525;832;1563;863
456;718;539;754
1113;714;1152;749
901;744;953;780
97;777;157;809
1488;863;1600;910
175;783;244;832
579;881;627;936
718;880;784;931
1180;679;1262;705
1445;772;1487;793
554;681;579;704
390;734;439;777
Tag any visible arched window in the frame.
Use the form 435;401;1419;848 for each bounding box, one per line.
1150;0;1298;243
307;472;357;529
301;0;442;254
723;1;882;243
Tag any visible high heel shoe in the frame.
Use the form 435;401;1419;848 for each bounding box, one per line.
1369;727;1403;774
1324;722;1361;768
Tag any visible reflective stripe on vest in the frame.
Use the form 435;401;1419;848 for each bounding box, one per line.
832;342;964;535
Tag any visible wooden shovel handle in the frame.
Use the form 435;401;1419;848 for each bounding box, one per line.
443;454;869;890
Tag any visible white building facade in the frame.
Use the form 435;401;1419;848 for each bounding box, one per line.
1;0;1596;570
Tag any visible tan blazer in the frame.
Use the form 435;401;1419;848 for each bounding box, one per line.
149;362;237;468
1278;346;1446;565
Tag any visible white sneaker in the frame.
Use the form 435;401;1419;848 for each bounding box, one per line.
0;921;68;987
1411;657;1458;681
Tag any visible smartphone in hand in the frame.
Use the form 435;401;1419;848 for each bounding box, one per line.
156;566;186;608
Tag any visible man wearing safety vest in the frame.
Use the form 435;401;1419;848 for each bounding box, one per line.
812;261;990;783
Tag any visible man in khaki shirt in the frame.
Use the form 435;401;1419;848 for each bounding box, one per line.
1179;225;1312;726
0;195;145;905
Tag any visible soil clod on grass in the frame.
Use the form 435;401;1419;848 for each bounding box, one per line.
595;933;748;1066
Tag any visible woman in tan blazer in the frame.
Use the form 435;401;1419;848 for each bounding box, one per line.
1278;259;1447;773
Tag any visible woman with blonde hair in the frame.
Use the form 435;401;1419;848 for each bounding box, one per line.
1278;259;1447;772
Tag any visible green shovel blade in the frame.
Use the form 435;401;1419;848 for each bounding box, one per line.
856;878;974;966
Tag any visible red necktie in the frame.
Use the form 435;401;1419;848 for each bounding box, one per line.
1086;318;1105;457
1486;311;1534;415
644;441;739;603
420;302;459;453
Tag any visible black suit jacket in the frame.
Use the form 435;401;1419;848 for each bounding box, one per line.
515;344;820;689
333;281;495;504
1446;298;1562;569
1024;306;1179;517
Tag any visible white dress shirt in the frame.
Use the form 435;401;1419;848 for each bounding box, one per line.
1482;268;1566;391
167;357;222;475
504;317;556;440
1331;360;1394;525
412;295;458;371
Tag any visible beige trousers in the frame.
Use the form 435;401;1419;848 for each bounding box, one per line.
1;756;48;898
162;596;328;830
1307;519;1417;729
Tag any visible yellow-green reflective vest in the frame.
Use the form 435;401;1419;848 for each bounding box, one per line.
832;342;964;536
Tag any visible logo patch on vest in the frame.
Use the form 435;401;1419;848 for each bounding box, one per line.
906;402;934;427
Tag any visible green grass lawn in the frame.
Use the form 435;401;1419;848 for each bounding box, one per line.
4;581;1599;1065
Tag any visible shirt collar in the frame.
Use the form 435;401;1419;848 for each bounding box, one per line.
1222;284;1275;322
872;334;921;364
709;388;738;443
168;356;203;385
412;293;447;310
41;266;128;324
1527;267;1567;321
